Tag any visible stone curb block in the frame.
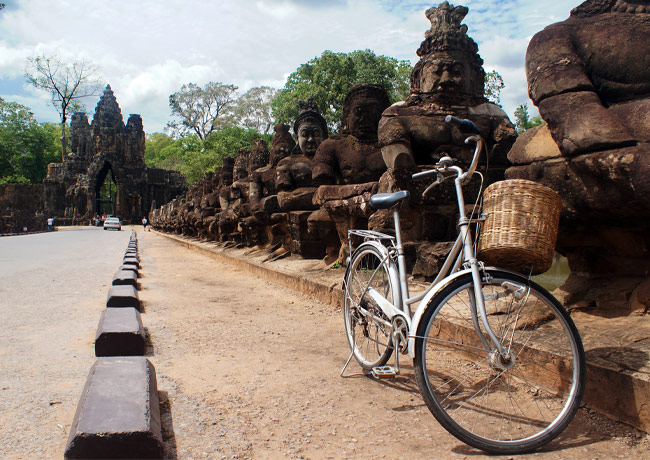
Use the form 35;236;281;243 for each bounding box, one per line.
95;308;146;357
124;252;140;262
107;285;141;310
123;257;140;269
119;264;139;277
63;357;163;459
112;270;138;287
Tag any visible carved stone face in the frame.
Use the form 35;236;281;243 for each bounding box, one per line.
275;163;292;191
347;100;384;137
297;121;324;157
270;141;292;167
420;56;470;94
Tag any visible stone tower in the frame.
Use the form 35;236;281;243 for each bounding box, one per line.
44;85;186;224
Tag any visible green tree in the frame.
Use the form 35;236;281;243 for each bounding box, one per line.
514;103;545;133
231;86;278;135
484;70;505;105
271;49;412;131
25;54;102;161
0;98;60;184
145;127;270;184
167;82;238;140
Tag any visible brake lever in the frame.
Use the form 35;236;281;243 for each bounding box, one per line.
422;173;444;197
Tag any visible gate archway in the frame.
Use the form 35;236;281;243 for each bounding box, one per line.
95;161;117;217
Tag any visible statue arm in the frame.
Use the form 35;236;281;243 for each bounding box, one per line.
527;26;635;156
378;115;416;170
249;180;262;210
311;141;337;185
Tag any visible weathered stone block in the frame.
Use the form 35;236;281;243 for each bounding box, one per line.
261;195;279;212
122;256;140;269
95;308;145;356
277;187;317;211
107;285;141;311
63;357;163;459
123;252;139;262
119;264;139;277
112;269;138;287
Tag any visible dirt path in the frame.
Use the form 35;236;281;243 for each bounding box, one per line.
138;231;649;460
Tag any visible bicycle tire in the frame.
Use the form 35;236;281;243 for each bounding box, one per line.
413;269;585;454
344;243;396;369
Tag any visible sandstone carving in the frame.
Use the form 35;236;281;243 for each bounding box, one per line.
507;0;650;313
373;1;517;276
312;83;391;262
44;85;186;225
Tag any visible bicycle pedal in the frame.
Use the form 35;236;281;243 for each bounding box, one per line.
371;366;397;379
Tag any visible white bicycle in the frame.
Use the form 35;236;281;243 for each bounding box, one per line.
342;116;585;454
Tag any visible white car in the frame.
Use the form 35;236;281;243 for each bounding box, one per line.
103;217;122;231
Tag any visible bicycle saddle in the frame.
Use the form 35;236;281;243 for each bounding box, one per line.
369;190;410;210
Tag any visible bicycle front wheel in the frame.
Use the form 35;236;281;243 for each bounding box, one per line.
414;270;585;454
344;244;396;369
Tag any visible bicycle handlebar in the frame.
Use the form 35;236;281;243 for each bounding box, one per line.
444;115;480;134
411;115;485;190
411;169;439;181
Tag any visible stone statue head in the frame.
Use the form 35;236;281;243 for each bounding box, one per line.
293;98;328;157
233;148;250;181
249;139;270;172
340;84;390;140
410;2;485;101
270;123;296;166
220;157;234;187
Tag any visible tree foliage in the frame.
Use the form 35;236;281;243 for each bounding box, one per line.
230;86;278;135
0;98;60;184
514;103;545;133
271;49;412;131
24;54;102;160
484;70;505;105
145;127;270;184
167;82;238;140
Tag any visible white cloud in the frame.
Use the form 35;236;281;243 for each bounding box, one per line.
0;0;573;132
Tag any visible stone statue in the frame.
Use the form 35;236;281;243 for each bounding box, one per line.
240;126;295;248
378;1;515;181
275;98;328;195
313;84;390;186
311;84;391;263
373;1;516;278
249;125;294;211
507;0;650;313
265;99;329;259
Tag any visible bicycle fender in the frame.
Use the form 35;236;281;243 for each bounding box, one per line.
407;268;473;358
345;241;402;312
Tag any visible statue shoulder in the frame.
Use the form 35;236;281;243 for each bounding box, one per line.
469;102;509;119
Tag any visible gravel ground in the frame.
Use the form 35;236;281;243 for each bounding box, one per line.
138;231;650;460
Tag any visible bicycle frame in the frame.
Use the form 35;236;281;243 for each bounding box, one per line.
350;134;509;361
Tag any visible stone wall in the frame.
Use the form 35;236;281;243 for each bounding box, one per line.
0;184;45;233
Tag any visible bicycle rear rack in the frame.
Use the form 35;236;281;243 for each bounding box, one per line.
347;229;396;260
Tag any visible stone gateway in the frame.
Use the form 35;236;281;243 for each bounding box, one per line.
43;85;186;226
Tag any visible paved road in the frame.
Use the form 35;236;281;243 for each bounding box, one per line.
0;226;131;459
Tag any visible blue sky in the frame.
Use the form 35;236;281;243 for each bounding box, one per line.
0;0;576;134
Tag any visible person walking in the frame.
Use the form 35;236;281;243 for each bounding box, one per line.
142;216;148;231
47;217;54;231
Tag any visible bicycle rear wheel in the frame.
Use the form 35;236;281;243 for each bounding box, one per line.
413;269;585;454
344;244;396;369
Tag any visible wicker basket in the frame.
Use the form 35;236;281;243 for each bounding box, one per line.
477;179;561;275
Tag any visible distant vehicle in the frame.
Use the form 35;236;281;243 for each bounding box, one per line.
103;217;122;231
